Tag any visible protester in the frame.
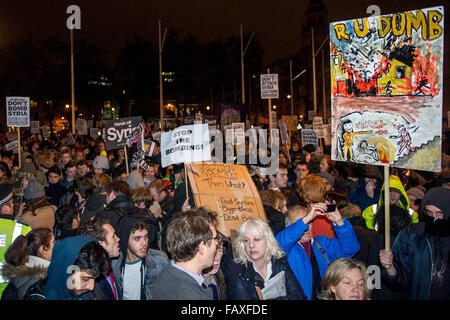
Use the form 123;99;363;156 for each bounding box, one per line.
1;228;55;300
227;218;306;300
379;187;450;300
258;190;285;236
317;258;370;300
276;202;360;300
153;208;219;300
96;180;133;229
349;165;382;215
76;160;92;178
111;214;168;300
60;160;78;189
45;166;66;207
54;204;81;240
362;175;419;230
92;155;110;176
42;236;110;300
268;164;300;207
78;217;120;300
202;242;227;300
80;173;110;224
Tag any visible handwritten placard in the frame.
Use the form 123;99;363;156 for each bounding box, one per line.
186;162;267;238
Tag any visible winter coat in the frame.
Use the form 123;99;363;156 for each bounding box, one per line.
349;177;381;214
45;183;67;207
263;205;286;236
362;175;419;230
79;193;107;224
17;198;57;230
95;195;134;230
1;256;48;300
227;256;306;300
275;218;360;300
382;221;449;300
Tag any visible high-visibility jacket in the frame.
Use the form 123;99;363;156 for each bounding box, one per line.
0;216;32;298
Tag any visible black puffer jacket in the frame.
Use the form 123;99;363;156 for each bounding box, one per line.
95;195;134;230
227;256;306;300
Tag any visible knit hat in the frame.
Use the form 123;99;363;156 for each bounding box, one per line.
317;171;335;187
363;165;382;180
406;186;425;200
24;178;45;200
0;183;14;206
93;155;109;170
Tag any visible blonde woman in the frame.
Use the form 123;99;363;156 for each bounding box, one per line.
227;218;306;300
318;258;370;300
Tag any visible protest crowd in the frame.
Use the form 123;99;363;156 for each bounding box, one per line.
0;123;449;302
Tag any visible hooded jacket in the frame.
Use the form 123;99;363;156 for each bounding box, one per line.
80;193;107;224
362;175;419;230
381;187;450;299
1;256;48;300
111;214;168;300
96;195;134;230
43;236;96;300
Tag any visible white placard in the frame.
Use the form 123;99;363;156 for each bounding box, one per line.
31;121;40;134
6;97;30;127
323;124;332;146
41;126;50;139
232;123;245;145
161;124;211;168
76;118;88;135
301;129;319;150
313;117;324;139
260;74;279;99
6;140;18;151
90;128;100;139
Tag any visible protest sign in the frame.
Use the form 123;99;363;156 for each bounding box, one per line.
152;131;164;143
104;116;142;151
260;74;279;99
6;97;30;127
144;139;156;157
301;129;319;150
30;121;40;134
308;111;316;121
41;126;50;139
330;6;444;171
224;125;233;144
126;123;145;170
6;140;18;151
278;119;289;144
90;128;99;140
313;117;325;139
186;162;267;238
232;123;245;145
76;118;88;135
161;124;211;168
282;115;298;130
6;132;17;142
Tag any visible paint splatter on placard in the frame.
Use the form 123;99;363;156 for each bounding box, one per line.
330;6;444;172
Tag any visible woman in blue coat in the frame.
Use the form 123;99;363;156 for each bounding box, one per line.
276;203;360;300
227;218;306;300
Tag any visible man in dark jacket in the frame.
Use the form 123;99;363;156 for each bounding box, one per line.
96;180;134;230
268;164;301;207
380;187;450;300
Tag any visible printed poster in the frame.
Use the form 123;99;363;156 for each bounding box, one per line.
330;6;444;171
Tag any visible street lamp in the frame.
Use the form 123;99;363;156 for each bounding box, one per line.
290;60;307;115
241;24;254;105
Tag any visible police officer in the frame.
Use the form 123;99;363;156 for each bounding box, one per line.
0;183;32;298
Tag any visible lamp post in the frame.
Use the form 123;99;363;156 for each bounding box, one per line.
240;24;254;105
159;20;167;129
311;27;329;120
290;60;307;115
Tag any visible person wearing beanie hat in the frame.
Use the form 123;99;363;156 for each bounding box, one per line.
317;172;335;192
0;183;32;298
93;155;110;175
17;176;57;231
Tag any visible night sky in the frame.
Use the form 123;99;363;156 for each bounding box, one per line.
0;0;447;66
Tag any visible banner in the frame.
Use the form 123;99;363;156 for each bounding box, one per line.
330;6;444;171
6;97;30;127
301;129;319;150
186;162;267;238
161;124;211;168
104;116;142;151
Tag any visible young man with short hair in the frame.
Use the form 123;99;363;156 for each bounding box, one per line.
78;217;120;300
111;215;168;300
153;208;220;300
269;164;301;206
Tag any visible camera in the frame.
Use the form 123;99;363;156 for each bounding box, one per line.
326;204;336;212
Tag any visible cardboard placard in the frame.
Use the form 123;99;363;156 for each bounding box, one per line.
186;162;267;238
